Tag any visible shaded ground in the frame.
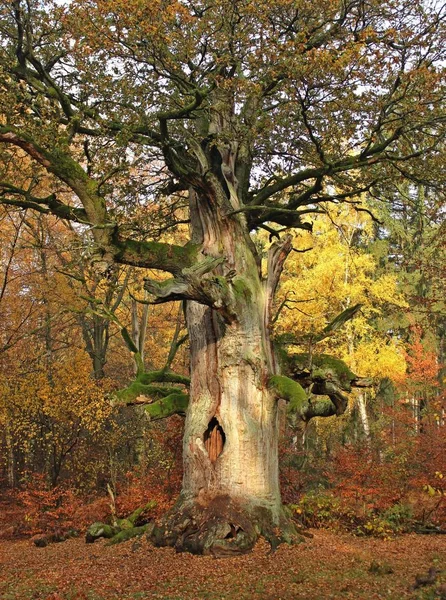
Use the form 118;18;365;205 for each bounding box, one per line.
0;529;445;599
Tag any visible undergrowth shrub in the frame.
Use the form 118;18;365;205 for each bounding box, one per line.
14;474;82;535
10;474;110;535
290;493;357;530
289;493;415;539
114;468;180;520
353;503;414;538
113;416;183;519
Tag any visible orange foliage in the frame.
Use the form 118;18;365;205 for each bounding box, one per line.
403;326;441;388
328;415;446;525
12;474;88;536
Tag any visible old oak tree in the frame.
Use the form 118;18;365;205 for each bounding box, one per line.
0;0;444;554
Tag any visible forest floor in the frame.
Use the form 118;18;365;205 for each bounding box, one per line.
1;527;445;600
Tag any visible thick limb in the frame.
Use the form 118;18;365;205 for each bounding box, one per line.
269;374;344;421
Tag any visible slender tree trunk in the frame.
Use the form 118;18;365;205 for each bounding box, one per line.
357;392;371;443
5;424;15;488
152;191;298;555
131;296;150;375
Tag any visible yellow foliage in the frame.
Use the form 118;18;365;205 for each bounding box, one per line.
275;202;408;383
0;351;113;456
348;340;406;380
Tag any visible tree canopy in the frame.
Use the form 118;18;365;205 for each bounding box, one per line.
0;0;444;272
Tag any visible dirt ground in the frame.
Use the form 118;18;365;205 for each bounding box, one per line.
1;529;445;600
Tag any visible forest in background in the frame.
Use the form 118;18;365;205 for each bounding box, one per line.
1;183;444;541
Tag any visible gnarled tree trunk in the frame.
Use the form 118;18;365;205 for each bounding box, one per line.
151;190;299;555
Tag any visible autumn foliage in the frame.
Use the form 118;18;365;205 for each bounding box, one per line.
1;202;444;541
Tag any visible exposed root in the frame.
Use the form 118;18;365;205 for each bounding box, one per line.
149;495;304;557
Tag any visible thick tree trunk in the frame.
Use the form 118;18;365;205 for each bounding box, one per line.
151;191;299;555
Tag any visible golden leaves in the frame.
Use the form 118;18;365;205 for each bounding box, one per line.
0;351;113;456
275;201;408;382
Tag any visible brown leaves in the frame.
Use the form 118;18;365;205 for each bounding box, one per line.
1;528;445;599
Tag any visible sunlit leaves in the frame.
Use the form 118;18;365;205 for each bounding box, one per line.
275;201;407;380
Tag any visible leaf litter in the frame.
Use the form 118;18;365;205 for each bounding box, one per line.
1;529;445;599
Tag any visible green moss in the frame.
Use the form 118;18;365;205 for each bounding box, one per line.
269;375;308;411
232;277;253;302
50;147;94;186
138;370;190;386
144;392;189;420
116;518;133;530
305;399;337;418
127;500;157;524
85;522;118;543
121;327;139;354
212;275;230;290
293;353;356;389
105;524;151;546
115;370;189;406
115;382;182;403
113;236;198;273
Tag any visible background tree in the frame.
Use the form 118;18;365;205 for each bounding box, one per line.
0;206;38;356
0;0;444;554
369;182;445;425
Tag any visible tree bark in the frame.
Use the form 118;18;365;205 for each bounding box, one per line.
151;191;299;555
357;392;371;442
